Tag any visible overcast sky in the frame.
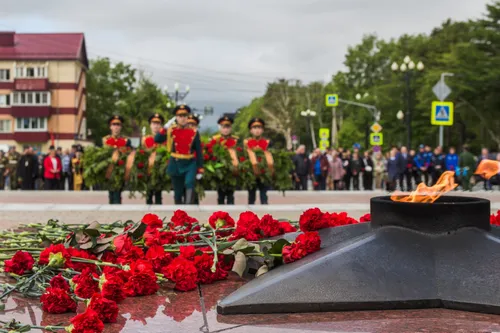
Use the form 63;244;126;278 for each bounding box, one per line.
1;0;490;127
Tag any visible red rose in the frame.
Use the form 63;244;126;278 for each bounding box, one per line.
359;213;371;223
180;245;196;260
282;231;321;264
88;293;119;323
171;210;198;228
100;274;126;303
67;248;97;272
49;274;70;291
279;221;297;233
259;214;282;237
38;244;70;266
137;162;145;169
146;245;173;273
117;159;125;166
4;250;34;275
163;257;198;291
40;287;77;314
239;156;245;162
194;253;228;284
299;208;328;232
208;211;235;229
73;268;99;299
142;213;163;231
68;309;104;333
112;234;133;256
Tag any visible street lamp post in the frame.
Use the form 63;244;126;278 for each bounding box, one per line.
164;83;190;104
300;109;317;149
391;56;424;149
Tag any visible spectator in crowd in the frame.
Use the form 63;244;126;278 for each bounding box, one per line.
61;149;73;191
43;146;62;190
328;150;345;190
310;148;328;190
292;145;310;191
445;147;459;171
35;154;44;190
17;145;37;190
373;151;386;189
342;149;352;190
72;149;84;191
350;151;363;191
386;148;400;191
362;150;374;190
459;145;476;191
431;146;446;185
478;148;492;190
414;144;430;186
0;150;6;190
398;146;413;191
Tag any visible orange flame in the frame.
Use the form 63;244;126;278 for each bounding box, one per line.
474;159;500;180
390;171;457;203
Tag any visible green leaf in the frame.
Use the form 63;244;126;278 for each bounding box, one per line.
268;239;290;255
231;252;247;277
256;265;269;277
232;238;249;251
206;164;215;173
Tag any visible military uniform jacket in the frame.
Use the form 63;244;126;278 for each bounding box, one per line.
7;152;20;173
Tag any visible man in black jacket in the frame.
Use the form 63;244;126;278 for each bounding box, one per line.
292;145;310;190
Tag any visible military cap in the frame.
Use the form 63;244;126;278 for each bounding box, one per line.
173;104;191;116
108;115;124;125
187;114;200;125
148;113;165;124
248;117;265;129
218;116;233;126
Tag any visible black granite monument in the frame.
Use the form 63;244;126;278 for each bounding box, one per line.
218;196;500;315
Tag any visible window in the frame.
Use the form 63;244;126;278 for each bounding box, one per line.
15;117;47;131
0;69;10;81
0;95;10;107
0;120;11;133
14;66;47;78
12;92;50;106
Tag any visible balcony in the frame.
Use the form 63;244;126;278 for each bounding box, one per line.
11;106;51;118
13;131;49;142
14;78;49;91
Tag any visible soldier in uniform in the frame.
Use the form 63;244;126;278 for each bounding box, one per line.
142;113;165;205
213;115;239;204
244;118;272;205
155;105;203;205
6;146;21;190
186;114;201;204
102;115;131;204
0;150;7;190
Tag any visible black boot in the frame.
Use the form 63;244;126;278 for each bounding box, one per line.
108;191;114;204
227;191;235;205
154;191;162;205
146;191;153;205
185;189;194;205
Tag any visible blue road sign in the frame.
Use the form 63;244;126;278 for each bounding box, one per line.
431;101;454;126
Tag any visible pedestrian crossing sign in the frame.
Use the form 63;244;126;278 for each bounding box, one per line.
325;94;339;107
369;133;383;146
319;140;330;150
431;101;454;126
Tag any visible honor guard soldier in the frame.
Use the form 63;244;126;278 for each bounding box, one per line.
155;105;204;205
6;146;21;190
0;150;7;190
142;113;165;205
102;115;131;204
244;118;273;205
187;114;201;129
213;116;239;204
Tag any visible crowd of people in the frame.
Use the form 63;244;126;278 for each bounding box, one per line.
0;145;84;191
292;144;497;192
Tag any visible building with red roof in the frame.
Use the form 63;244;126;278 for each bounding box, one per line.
0;31;89;152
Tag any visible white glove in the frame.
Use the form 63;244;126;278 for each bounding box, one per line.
164;116;176;129
196;173;203;180
365;166;372;172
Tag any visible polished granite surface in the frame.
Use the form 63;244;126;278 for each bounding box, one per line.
3;274;500;332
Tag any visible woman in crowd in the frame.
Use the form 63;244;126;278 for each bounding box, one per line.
373;151;386;189
386;148;400;192
328;150;345;190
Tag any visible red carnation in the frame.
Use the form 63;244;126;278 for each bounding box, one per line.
100;274;126;303
208;211;235;229
123;260;159;297
299;208;328;232
194;253;228;284
359;213;371;223
105;137;116;146
40;287;77;314
163;257;198;291
237;147;243;152
116;138;127;148
204;154;210;161
144;137;155;148
211;156;217;161
324;212;358;227
237;211;260;230
491;211;500;225
144;229;177;247
116;245;144;265
38;244;70;267
146;245;173;273
138;173;144;179
282;231;321;264
225;138;237;148
112;235;133;256
88;293;119;323
49;274;70;291
139;149;146;154
4;251;34;275
239;156;246;162
137;162;145;169
180;245;196;260
142;213;163;231
279;221;297;233
67;309;104;333
259;214;282;237
171;210;198;227
117;159;125;166
67;248;97;272
73;268;99;298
